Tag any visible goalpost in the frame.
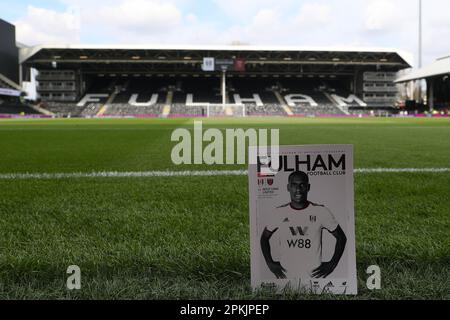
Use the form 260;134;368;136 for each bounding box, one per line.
206;104;246;118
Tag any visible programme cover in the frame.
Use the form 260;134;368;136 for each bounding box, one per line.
249;145;357;295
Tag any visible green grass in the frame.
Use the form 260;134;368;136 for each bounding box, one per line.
0;117;449;299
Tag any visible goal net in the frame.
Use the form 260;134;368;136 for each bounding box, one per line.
207;104;246;117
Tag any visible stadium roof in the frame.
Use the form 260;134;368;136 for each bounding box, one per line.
20;44;412;68
16;41;29;49
395;55;450;83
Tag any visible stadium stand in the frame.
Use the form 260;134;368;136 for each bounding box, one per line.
42;102;85;117
170;103;206;117
226;78;286;116
41;76;376;117
80;103;104;117
173;77;222;104
245;104;286;116
40;77;113;117
104;77;169;117
277;78;347;115
16;44;412;117
0;96;40;115
106;103;165;117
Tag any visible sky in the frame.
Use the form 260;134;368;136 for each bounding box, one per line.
1;0;449;67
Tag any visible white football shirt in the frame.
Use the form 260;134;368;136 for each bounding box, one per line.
265;201;339;279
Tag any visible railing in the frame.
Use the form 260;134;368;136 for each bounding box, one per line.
37;75;75;80
40;95;77;102
363;73;397;82
363;86;398;93
363;97;397;104
37;85;76;91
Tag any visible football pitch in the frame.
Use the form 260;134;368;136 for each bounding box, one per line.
0;117;449;300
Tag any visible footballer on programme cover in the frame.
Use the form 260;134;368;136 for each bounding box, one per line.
249;145;357;295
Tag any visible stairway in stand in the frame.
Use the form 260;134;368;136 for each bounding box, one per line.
161;90;173;118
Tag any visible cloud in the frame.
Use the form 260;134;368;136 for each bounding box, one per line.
87;0;182;35
220;3;332;46
14;6;81;45
293;3;332;26
10;0;450;65
364;0;398;32
241;8;283;42
185;13;198;24
212;0;294;20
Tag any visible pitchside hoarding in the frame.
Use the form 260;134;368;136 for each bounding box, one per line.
249;145;357;295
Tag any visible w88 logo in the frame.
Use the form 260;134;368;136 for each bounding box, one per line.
287;239;312;249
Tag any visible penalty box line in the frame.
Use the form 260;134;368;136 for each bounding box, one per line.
0;168;449;180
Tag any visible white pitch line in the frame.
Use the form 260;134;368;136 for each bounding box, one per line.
354;168;450;173
0;170;248;180
0;168;449;180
